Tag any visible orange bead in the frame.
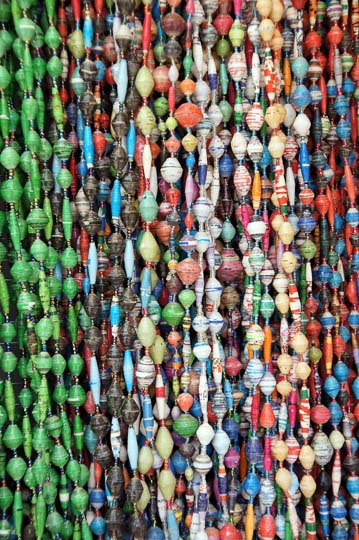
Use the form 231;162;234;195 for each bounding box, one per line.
179;78;196;96
260;402;276;428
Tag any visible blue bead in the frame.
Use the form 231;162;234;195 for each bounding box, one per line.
146;527;166;540
223;417;240;440
334;238;345;255
77;158;87;178
90;516;106;535
348;309;359;328
243;471;260;497
346;208;359;226
186;153;196;169
337;118;351;141
98;180;111;202
353;437;359;454
259;145;271;169
89;488;106;506
333;361;349;383
352;253;359;272
329;400;343;425
334;210;345;233
347;476;359;499
219;153;234;177
171;451;187;474
342;78;354;97
94;60;106;81
245;437;263;465
331;500;347;520
327;78;337;98
350;503;359;523
332;525;348;540
339;324;351;343
190;398;202;418
329;271;342;289
292;84;311;108
67;102;77;125
317;263;333;284
298;214;316;233
323;375;340;398
309;83;322;105
334;95;349;116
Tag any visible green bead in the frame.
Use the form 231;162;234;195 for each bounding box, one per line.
61;246;77;269
42;482;56;507
51;353;66;376
10;260;31;282
52;383;67;405
6;456;26;480
47;275;62;297
0;519;11;540
0;322;16;342
0;243;6;263
18;387;33;409
173;413;198;437
1;351;17;373
183;54;193;77
0;486;13;511
79;463;89;487
0;65;10;89
51;443;69;467
73;414;83;453
67;384;86;407
30;238;48;262
32;56;46;81
219;99;232;123
162;302;185;326
31;24;45;49
299;239;317;260
61;520;74;540
139;190;158;223
153;96;168;118
44;25;61;49
32;425;49;452
62;276;78;299
62;197;73;241
66;459;81;482
216;38;231;58
46;511;63;535
15;18;36;42
20;150;32;173
35;492;46;539
45;414;62;437
70;67;86;96
53;137;73;160
0;145;19;169
47;54;63;77
0;2;11;23
68;354;84;377
0;406;7;427
71;487;88;514
17;290;35;314
35;318;53;342
84;425;98;453
3;423;23;449
44;246;58;269
32;456;49;485
153;42;166;63
23;466;36;489
26;207;49;230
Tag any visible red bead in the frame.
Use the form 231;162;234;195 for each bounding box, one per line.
219;523;241;540
258;515;276;540
225;356;242;376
